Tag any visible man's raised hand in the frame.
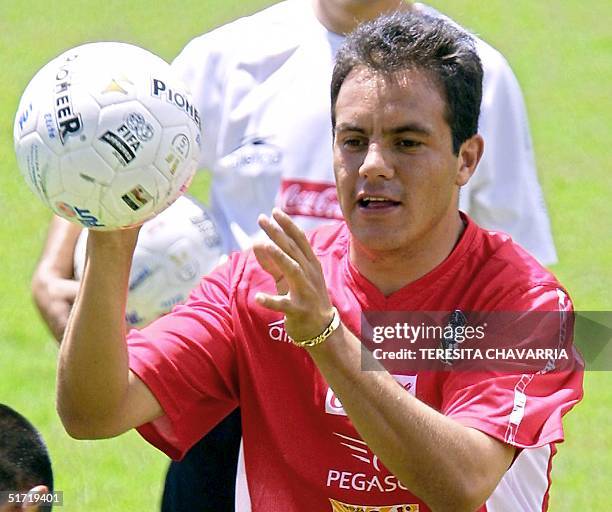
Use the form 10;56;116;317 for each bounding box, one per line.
253;208;334;343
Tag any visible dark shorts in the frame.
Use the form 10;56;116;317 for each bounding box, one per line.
161;408;242;511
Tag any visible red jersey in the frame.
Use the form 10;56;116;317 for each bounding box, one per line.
128;216;582;511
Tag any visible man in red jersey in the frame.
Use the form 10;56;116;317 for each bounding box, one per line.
57;12;582;511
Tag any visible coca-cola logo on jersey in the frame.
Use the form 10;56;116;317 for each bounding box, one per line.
325;376;416;417
280;179;343;220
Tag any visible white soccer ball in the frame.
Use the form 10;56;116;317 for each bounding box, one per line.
13;42;201;229
74;195;226;328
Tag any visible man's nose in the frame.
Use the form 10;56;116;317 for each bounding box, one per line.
358;143;394;180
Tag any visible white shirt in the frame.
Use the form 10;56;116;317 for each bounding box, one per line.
172;0;557;262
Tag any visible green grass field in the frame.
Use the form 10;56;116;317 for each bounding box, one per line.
0;1;610;510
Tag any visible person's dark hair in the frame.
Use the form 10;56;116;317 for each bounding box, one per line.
0;404;53;505
331;11;483;154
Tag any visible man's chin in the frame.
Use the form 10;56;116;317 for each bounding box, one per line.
350;229;408;254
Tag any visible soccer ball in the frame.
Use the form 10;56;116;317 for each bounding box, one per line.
74;195;226;328
13;42;201;229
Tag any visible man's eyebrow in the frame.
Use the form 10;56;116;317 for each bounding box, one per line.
387;123;432;136
334;123;366;134
334;122;432;136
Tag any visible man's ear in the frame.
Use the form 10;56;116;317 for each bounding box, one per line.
455;134;484;186
21;486;48;511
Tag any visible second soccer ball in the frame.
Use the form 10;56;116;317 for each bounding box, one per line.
74;195;226;327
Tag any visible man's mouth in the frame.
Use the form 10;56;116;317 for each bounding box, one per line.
357;196;401;209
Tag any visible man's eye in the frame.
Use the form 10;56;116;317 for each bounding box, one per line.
343;138;365;148
398;139;422;148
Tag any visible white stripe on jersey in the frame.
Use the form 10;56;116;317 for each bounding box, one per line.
235;439;252;511
505;374;534;444
485;444;553;511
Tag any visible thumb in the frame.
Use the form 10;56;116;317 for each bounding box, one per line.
57;278;81;301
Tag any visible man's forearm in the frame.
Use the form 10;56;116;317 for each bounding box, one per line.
57;228;139;438
31;216;82;341
308;326;513;511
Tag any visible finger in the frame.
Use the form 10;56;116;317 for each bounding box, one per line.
252;242;289;294
253;242;284;281
271;208;319;264
255;227;326;310
48;278;81;302
58;279;81;301
258;241;303;282
257;213;307;267
254;292;295;314
254;240;310;298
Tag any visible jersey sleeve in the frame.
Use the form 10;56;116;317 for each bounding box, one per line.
441;286;583;448
461;43;557;265
171;29;232;172
127;256;241;460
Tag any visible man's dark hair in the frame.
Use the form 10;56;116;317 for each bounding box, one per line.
0;404;53;502
331;11;483;154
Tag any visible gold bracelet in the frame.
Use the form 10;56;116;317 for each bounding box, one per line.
292;307;341;348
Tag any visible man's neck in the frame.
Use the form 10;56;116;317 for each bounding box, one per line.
349;213;466;297
311;0;414;34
